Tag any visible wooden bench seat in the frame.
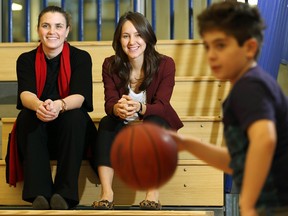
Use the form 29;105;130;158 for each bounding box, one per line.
0;159;222;206
1;116;225;161
0;209;215;216
0;40;230;208
0;40;212;81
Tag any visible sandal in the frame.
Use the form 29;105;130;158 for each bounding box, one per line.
92;200;114;210
139;200;162;210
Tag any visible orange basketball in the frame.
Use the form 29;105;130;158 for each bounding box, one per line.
110;122;178;190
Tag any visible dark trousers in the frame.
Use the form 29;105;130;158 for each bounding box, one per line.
257;206;288;216
94;115;170;168
16;108;97;206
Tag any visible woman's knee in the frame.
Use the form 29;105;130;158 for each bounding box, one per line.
16;109;40;132
60;109;85;123
98;115;123;131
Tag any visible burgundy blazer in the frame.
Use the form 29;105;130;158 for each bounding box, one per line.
102;55;183;131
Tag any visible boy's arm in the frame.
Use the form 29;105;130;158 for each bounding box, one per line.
169;131;232;173
239;119;276;214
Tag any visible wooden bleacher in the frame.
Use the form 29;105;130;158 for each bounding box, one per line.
0;40;230;214
0;210;215;216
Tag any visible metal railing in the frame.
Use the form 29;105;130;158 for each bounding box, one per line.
3;0;212;42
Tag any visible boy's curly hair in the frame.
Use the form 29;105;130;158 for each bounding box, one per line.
198;2;265;57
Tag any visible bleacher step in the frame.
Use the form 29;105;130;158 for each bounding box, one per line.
0;210;214;216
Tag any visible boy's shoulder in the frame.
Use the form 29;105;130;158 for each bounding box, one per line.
240;65;276;85
230;65;283;104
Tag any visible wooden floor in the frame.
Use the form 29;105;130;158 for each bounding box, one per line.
0;210;214;216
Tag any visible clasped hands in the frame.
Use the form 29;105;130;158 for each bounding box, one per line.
36;99;62;122
114;95;140;120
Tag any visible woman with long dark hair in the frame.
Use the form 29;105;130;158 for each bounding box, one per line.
92;11;183;210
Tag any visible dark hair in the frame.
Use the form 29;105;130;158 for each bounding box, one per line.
110;11;162;93
37;5;71;30
197;2;265;57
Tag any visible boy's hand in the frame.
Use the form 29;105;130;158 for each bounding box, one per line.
166;130;186;152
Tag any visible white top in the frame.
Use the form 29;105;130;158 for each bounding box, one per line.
125;85;147;123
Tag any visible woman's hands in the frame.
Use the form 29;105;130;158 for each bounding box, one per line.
36;99;63;122
20;91;75;122
113;95;140;119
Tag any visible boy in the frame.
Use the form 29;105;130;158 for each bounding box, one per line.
170;2;288;216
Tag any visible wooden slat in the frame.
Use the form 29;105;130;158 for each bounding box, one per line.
0;41;110;81
0;210;214;216
0;40;209;81
0;77;230;121
0;78;230;119
92;79;230;118
0;159;223;206
1;117;225;160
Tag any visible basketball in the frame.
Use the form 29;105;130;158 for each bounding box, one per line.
110;122;178;190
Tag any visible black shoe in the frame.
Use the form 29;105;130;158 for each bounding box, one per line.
32;195;50;210
50;193;69;210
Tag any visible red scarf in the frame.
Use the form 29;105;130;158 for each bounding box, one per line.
6;42;71;187
6;122;23;187
35;41;71;98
